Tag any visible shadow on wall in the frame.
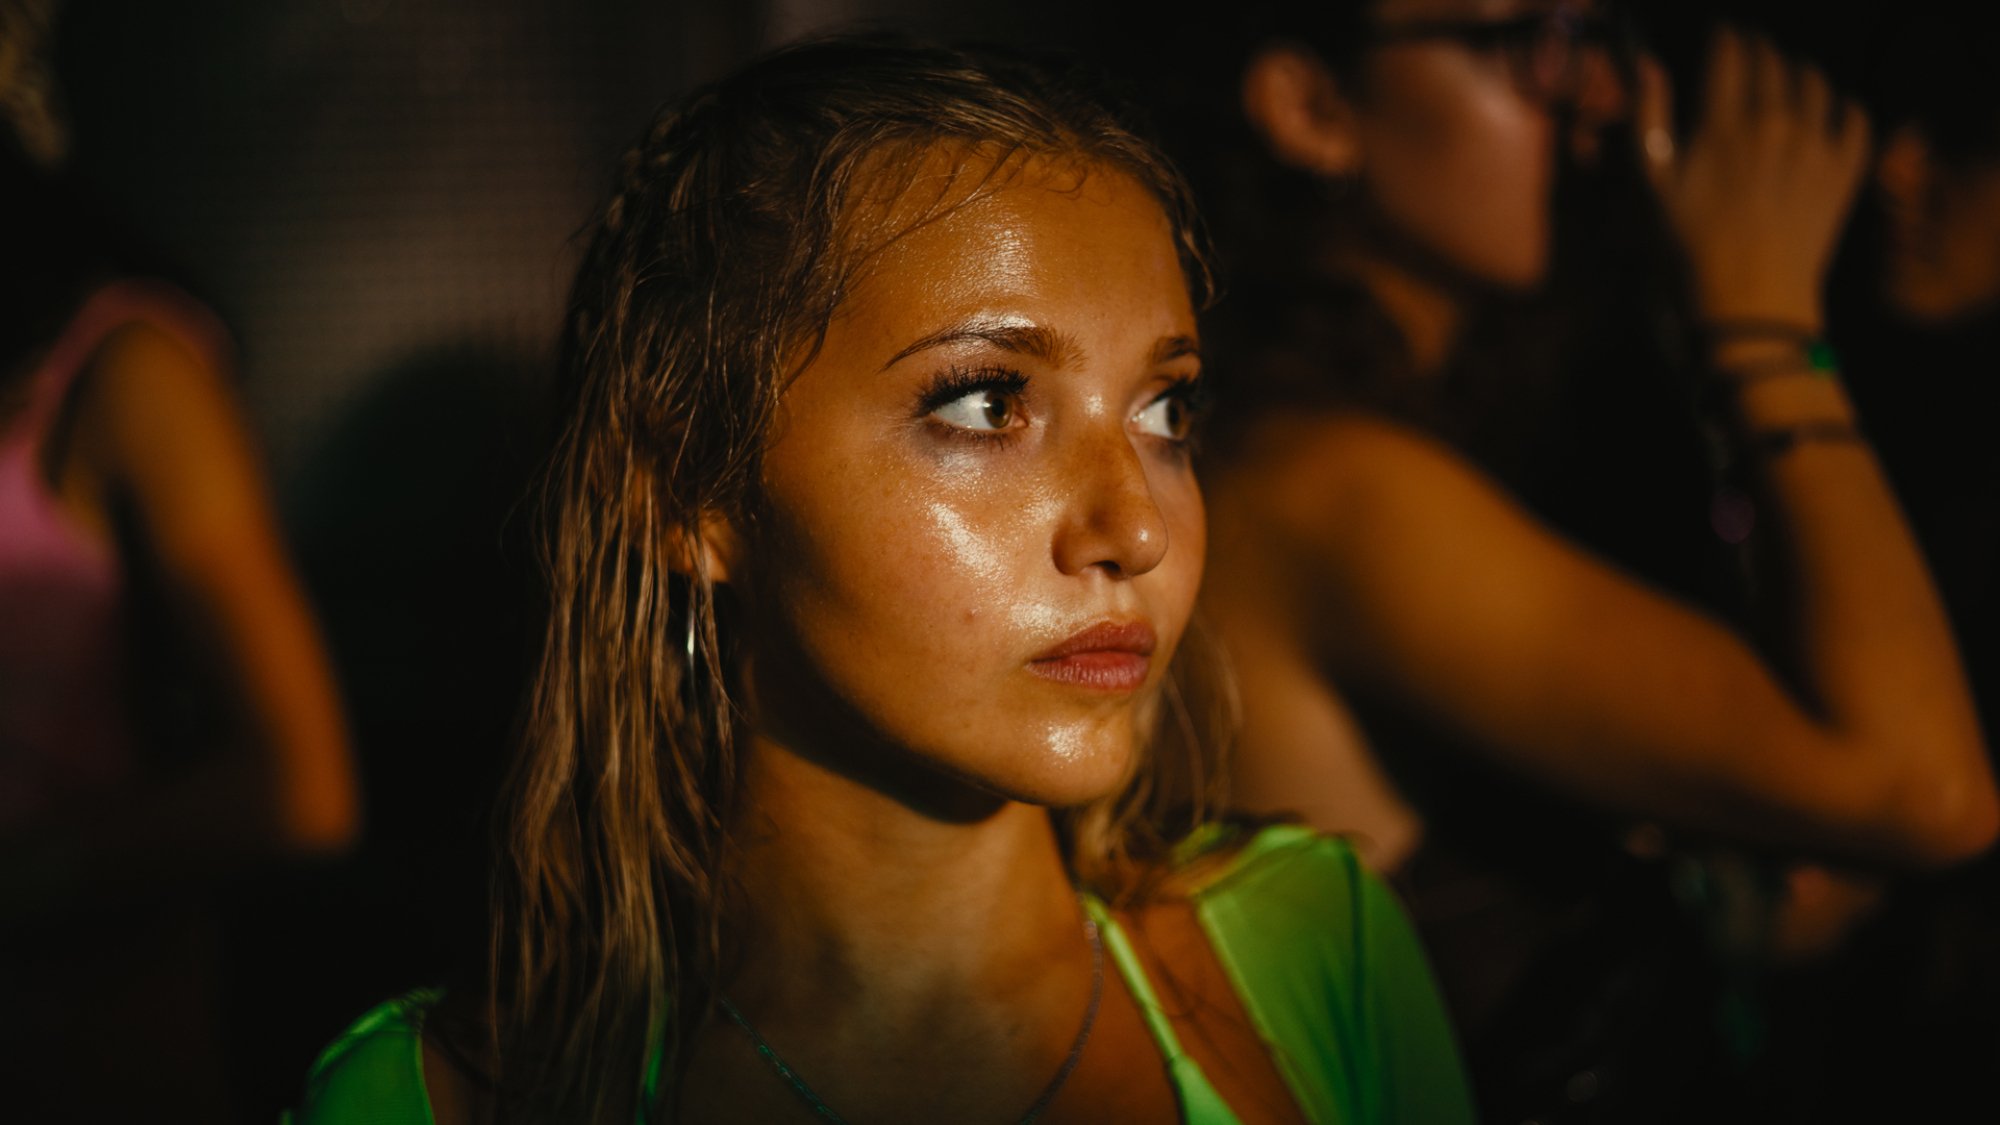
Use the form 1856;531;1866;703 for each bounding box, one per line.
224;342;553;1121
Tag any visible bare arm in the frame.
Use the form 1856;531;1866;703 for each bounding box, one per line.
2;315;360;922
4;316;360;919
1253;410;1989;868
1252;35;1996;869
86;319;361;857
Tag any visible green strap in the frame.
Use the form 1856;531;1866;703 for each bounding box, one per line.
1081;896;1245;1125
1081;895;1188;1062
639;1001;665;1123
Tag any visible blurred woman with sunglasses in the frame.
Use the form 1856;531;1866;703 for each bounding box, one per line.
1090;0;1997;1116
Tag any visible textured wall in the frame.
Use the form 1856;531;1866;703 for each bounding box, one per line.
53;0;1069;481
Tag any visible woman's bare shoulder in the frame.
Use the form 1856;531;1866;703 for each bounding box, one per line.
1209;407;1532;602
1214;409;1488;523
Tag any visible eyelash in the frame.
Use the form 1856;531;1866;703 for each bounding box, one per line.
916;364;1031;445
1143;376;1210;453
915;364;1029;418
913;365;1211;446
1157;376;1211;427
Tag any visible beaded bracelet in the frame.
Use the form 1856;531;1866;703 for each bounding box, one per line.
1748;418;1865;457
1702;318;1826;347
1709;334;1841;388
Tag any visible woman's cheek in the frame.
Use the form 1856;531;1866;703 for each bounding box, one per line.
907;449;1067;629
920;500;1012;593
918;498;1037;642
1369;57;1557;289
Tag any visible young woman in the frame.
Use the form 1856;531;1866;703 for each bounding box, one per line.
1202;0;1995;872
290;38;1473;1125
1088;0;1995;1117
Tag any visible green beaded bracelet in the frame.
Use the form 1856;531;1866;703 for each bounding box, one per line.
1712;341;1841;387
1703;320;1842;381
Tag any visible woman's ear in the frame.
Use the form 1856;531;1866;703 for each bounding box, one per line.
1242;44;1363;179
666;512;745;586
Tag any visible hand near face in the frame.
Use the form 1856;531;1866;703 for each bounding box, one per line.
1638;30;1872;330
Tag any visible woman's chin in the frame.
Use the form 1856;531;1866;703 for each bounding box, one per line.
968;722;1142;810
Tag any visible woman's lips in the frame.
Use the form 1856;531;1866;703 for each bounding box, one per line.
1029;621;1157;692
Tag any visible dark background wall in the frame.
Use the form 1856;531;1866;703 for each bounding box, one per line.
47;3;1073;1116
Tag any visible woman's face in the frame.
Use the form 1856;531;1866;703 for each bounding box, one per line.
1351;0;1582;288
735;153;1204;809
1883;154;2000;323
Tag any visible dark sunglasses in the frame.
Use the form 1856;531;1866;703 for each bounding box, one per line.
1368;7;1633;103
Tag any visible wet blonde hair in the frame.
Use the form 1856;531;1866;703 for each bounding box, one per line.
490;35;1223;1121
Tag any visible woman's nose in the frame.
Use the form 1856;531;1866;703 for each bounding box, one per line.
1050;427;1170;580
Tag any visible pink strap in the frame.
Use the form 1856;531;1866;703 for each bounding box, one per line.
18;279;235;439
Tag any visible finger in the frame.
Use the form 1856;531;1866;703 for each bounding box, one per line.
1705;26;1745;127
1811;95;1872;233
1845;100;1873;162
1833;96;1874;187
1798;60;1830;139
1634;55;1677;186
1753;35;1788;127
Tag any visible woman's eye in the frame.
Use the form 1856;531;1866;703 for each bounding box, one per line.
931;387;1019;433
1133;388;1194;441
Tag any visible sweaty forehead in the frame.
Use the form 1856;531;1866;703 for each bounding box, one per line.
793;160;1189;384
838;142;1097;262
830;147;1177;327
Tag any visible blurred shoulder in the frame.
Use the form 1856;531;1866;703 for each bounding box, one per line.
1209;409;1490;547
68;280;234;399
1217;407;1464;481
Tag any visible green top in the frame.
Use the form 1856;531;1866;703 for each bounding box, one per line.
287;825;1471;1124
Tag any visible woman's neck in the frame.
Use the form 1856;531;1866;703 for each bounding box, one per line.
1341;249;1465;377
725;733;1087;1017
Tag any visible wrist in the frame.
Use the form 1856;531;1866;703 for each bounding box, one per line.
1702;317;1828;350
1706;334;1840;383
1700;318;1838;386
1695;330;1856;442
1694;294;1824;339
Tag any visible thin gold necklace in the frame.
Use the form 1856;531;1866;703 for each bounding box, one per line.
718;906;1104;1125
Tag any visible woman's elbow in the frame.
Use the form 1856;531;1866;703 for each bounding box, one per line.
1887;760;2000;868
1921;783;2000;867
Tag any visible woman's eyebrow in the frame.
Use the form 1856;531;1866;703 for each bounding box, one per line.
882;317;1082;370
1152;335;1200;365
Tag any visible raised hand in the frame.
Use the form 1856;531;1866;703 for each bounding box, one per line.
1638;30;1872;332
